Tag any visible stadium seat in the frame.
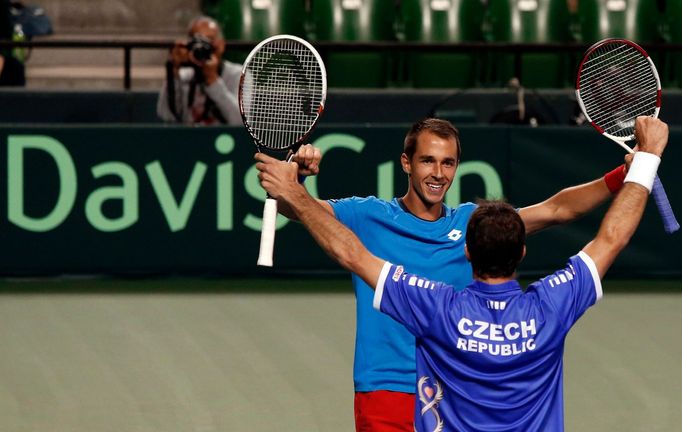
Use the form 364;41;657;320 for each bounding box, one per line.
309;0;398;88
207;0;310;62
483;0;572;88
576;0;665;84
576;0;660;42
399;0;486;88
660;0;682;87
279;0;310;37
213;0;271;41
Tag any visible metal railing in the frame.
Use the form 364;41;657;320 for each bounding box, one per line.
0;39;679;89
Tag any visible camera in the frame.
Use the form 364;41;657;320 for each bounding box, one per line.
187;34;214;62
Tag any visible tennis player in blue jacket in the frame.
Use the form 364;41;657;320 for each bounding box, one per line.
256;116;668;431
276;118;628;431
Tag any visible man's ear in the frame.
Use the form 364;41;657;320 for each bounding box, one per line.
400;153;411;175
464;244;471;262
520;245;527;262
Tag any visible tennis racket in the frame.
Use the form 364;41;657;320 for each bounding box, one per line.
576;38;679;234
239;34;327;266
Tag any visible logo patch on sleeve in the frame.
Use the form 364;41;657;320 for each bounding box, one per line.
392;266;404;281
547;270;574;287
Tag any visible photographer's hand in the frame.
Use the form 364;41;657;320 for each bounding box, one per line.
169;40;190;75
189;52;220;85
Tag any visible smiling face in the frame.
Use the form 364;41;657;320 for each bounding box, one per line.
401;130;459;220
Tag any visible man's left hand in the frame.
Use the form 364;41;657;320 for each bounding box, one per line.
290;144;322;177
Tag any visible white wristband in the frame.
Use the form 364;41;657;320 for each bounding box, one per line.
624;152;661;193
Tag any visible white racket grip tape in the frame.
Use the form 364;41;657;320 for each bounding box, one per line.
257;198;278;267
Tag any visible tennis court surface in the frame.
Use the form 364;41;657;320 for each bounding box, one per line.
0;278;679;432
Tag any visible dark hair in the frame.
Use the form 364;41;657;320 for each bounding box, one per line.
403;118;461;163
466;200;525;279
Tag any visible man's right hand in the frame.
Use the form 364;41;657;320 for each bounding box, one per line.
255;153;301;201
634;116;668;157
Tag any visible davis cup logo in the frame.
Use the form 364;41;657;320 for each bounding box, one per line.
417;376;444;432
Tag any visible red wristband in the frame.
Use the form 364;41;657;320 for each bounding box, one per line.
604;164;626;194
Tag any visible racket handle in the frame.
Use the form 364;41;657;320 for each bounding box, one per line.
257;198;278;267
652;175;680;234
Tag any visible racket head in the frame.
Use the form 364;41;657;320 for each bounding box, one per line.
239;34;327;152
575;38;661;145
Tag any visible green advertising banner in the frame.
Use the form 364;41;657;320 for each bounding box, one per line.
0;125;679;276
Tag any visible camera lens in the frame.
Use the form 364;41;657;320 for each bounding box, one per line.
188;35;214;62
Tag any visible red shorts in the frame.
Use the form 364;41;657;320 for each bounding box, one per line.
354;390;415;432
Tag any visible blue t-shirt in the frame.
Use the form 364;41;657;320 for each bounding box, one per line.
329;196;476;393
375;252;602;432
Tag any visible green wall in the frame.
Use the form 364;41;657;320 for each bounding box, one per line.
0;125;679;276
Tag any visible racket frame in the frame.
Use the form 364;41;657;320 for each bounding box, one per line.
575;38;679;234
239;34;327;152
238;34;327;266
576;38;662;151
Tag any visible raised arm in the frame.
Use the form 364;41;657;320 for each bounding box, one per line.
256;153;385;287
582;117;668;278
519;140;636;234
519;177;612;235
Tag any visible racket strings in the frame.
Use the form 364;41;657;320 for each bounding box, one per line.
242;38;324;150
580;46;658;114
582;83;657;130
579;45;641;74
581;65;657;102
580;67;657;111
597;98;659;132
579;43;658;137
579;48;657;104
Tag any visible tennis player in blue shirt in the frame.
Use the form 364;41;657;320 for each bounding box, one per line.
276;118;629;431
256;116;668;431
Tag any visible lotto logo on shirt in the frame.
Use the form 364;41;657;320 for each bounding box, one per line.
456;318;537;356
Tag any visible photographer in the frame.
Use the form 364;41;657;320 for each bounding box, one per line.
157;16;241;125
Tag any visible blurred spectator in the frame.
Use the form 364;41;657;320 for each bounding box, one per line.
157;16;241;125
0;52;25;85
0;0;25;86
